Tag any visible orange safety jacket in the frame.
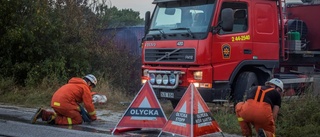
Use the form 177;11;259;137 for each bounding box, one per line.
51;77;96;118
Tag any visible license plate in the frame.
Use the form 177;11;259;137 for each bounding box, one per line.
160;92;174;98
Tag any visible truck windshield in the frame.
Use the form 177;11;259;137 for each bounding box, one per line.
149;0;215;35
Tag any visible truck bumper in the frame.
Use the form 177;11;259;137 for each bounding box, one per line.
153;82;231;103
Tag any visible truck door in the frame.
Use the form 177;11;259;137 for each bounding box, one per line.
212;1;252;80
251;1;279;60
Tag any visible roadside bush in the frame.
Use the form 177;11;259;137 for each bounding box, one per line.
0;0;94;86
0;77;16;95
277;90;320;137
90;44;142;95
0;75;135;111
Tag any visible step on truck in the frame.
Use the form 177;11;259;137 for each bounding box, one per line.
140;0;320;108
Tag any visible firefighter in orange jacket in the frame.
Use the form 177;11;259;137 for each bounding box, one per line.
31;74;98;125
235;78;284;137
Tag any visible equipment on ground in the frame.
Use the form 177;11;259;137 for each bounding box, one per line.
92;94;107;105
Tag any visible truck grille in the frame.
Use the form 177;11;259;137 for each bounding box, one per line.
144;48;195;62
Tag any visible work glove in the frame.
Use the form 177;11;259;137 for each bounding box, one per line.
90;115;97;121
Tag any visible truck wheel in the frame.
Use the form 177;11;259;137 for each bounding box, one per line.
233;72;258;106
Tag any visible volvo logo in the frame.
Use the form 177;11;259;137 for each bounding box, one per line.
165;52;170;58
177;41;184;46
145;43;156;47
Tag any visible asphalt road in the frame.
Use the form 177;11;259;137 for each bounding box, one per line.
0;104;115;137
0;104;241;137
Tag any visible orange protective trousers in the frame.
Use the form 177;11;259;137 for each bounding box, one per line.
236;100;275;137
41;106;83;125
52;106;83;125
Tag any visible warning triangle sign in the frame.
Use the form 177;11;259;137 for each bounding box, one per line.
160;84;222;137
112;81;167;134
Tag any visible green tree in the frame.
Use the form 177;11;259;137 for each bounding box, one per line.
95;4;144;28
0;0;66;85
0;0;94;86
0;0;144;92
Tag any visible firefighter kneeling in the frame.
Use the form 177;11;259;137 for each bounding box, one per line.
235;78;284;137
31;74;98;125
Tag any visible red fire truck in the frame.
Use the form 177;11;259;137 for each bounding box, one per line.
141;0;320;107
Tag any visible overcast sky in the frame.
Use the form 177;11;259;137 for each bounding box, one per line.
109;0;155;18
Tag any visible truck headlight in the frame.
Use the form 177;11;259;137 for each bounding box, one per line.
150;73;155;84
156;74;162;84
193;71;203;80
162;75;169;85
169;74;176;85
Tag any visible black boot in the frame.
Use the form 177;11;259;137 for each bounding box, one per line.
47;115;56;125
31;108;43;124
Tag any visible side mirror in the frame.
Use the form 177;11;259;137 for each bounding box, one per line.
144;11;151;35
221;8;234;31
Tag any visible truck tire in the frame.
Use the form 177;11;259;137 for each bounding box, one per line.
233;72;258;106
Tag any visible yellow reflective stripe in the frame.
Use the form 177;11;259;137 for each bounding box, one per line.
88;110;96;115
238;117;244;121
67;117;72;125
53;102;60;106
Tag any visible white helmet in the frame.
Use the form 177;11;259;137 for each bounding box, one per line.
84;74;97;87
266;78;284;92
